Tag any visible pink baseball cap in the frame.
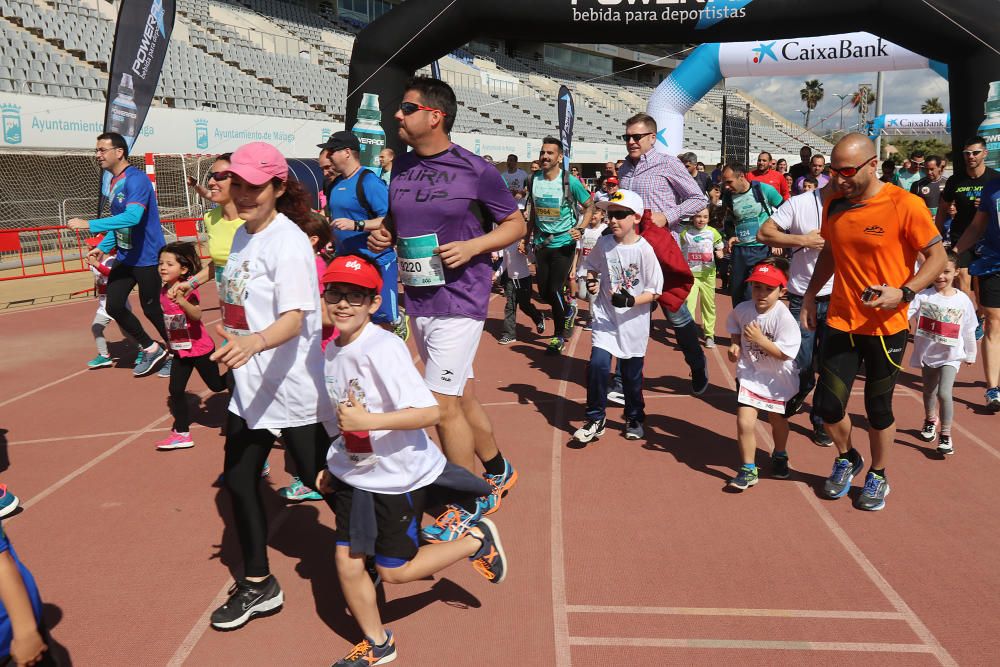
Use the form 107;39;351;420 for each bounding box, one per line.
228;142;288;185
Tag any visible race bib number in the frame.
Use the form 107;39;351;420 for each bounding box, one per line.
329;434;378;468
221;260;251;335
398;234;446;287
738;385;786;414
916;304;962;346
582;236;599;254
687;251;713;264
164;313;192;350
115;228;132;250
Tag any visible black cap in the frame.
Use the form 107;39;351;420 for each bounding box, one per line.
317;130;360;152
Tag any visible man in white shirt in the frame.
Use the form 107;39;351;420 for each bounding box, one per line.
501;154;529;208
757;184;835;446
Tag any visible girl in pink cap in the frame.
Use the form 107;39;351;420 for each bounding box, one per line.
206;142;337;631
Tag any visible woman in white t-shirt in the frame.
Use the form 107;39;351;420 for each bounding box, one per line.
206;142;337;632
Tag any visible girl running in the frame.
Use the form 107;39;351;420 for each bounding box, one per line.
155;242;228;451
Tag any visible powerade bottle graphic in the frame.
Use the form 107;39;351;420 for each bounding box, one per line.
352;92;385;171
979;81;1000;171
109;73;138;139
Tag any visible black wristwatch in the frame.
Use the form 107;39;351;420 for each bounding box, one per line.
354;220;366;232
900;286;916;303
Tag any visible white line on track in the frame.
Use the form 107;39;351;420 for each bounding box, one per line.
569;637;935;653
567;605;906;620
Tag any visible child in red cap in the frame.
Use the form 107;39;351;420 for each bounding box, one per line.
726;257;802;490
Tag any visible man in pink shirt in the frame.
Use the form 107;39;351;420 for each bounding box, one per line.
748;151;790;201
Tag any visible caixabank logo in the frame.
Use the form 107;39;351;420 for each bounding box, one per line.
752;36;891;65
1;104;21;145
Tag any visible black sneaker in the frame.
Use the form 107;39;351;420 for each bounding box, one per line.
210;576;283;630
498;333;516;345
470;517;507;584
534;313;546;335
771;453;790;479
334;630;397;666
691;367;709;396
823;454;864;499
811;425;833;447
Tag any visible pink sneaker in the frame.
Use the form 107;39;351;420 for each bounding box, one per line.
156;430;194;451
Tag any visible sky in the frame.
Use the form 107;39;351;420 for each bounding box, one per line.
726;68;950;133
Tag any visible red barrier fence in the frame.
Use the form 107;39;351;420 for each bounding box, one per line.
0;219;208;282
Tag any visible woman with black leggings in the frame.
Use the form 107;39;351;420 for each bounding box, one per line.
206;142;337;631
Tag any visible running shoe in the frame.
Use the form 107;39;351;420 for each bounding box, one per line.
392;314;410;342
278;477;323;502
334;630;397;666
691;366;709;396
421;504;481;543
155;430;194;451
564;301;578;332
976;316;985;342
534;313;546;335
210;576;283;630
855;472;890;511
623;420;644;440
919;418;938;442
771;453;790;479
261;460;270;478
704;336;715;349
498;333;516;345
987;387;1000;413
606;385;625;406
545;336;565;355
477;459;518;516
470;517;507;584
823;454;864;499
572;417;606;443
582;320;592;331
728;465;759;490
157;356;173;378
937;433;954;456
87;354;113;370
0;485;19;519
811;424;833;447
133;343;167;377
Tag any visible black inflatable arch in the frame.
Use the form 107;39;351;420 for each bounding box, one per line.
346;0;998;158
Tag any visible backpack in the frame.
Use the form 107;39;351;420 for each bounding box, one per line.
722;180;773;219
327;168;383;220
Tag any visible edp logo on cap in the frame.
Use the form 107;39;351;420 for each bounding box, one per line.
345;260;362;271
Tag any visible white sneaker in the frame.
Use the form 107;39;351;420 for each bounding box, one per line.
607;390;625;406
573;418;606;443
705;336;715;349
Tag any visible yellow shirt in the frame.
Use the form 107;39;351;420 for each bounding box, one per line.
204;207;245;269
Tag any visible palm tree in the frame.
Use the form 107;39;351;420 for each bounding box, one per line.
800;79;824;129
922;97;944;114
851;89;876;128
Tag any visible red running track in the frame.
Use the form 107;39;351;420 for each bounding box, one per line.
1;284;999;666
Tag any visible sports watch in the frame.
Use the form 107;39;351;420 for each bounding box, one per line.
354;220;366;232
900;286;916;303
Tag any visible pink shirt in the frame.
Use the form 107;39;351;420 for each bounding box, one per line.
160;286;214;357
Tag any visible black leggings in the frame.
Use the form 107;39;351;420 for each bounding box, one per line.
813;328;908;431
223;414;333;578
533;243;576;338
105;263;167;349
168;351;228;432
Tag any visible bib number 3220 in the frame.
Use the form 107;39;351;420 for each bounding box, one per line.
398;233;446;287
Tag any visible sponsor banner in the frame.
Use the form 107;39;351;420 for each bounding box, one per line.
870;113;951;137
569;0;755;30
557;85;576;218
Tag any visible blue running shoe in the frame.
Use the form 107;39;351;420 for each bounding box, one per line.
824;454;864;499
157;356;173;378
421;504;481;543
976;317;985;342
477;459;518;516
0;484;19;518
334;629;397;666
133;343;167;377
728;466;758;490
855;472;890;511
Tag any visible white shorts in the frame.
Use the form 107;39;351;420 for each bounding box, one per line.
411;316;484;396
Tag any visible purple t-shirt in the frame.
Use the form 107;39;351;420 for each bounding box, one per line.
390;144;518;320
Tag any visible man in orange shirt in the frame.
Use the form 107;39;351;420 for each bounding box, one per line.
748;151;790;201
801;133;946;511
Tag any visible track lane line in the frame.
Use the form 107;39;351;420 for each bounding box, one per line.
567;605;906;620
569;637;935;653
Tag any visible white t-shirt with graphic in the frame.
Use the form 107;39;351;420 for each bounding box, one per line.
907;288;978;369
583;235;663;359
220;214;335;430
324;323;446;494
576;223;608;277
727;301;802;403
769;189;833;297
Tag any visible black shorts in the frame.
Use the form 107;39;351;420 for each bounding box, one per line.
979;272;1000;309
332;477;427;568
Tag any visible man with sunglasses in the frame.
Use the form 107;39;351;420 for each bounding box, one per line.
897;150;926;193
67;132;169;377
937;136;998;322
368;77;526;537
616;112;710;395
801;133;947;511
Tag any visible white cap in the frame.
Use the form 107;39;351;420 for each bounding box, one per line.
595;188;644;215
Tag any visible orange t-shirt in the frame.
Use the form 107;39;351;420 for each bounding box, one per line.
822;184;940;336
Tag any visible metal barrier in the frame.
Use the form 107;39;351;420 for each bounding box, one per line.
0;218;208;282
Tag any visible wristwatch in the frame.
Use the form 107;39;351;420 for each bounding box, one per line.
900;286;916;303
354;220;366;232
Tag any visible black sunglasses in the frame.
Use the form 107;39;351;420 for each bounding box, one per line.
208;171;230;182
606;209;634;220
399;101;447;116
830;155;877;178
323;289;370;306
622;132;654;143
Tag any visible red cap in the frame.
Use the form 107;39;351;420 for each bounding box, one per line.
321;255;383;292
605;177;618;185
228;142;289;185
84;235;105;248
747;263;787;288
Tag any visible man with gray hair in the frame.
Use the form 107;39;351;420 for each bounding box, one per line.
680;151;711;193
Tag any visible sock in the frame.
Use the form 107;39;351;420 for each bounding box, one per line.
840;448;860;464
870;468;886;478
742;463;757;471
773;451;788;459
940;425;951;436
926;415;938;424
482;452;506;477
374;633;390;649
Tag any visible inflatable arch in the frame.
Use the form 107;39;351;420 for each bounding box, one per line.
346;0;997;160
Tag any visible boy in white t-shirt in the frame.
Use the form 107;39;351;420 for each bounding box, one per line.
498;239;544;345
726;258;802;490
908;252;978;455
572;190;663;444
680;207;725;348
315;255;507;667
573;209;608;331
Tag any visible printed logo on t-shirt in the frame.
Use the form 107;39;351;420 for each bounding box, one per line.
221;260;251;335
608;256;640;294
746;330;777;364
864;225;885;236
916;302;963;346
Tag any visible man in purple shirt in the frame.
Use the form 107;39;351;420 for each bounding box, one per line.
793;154;830;194
368;77;526;537
617;112;710;395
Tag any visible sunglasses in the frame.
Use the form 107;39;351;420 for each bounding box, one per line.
399;101;447;116
830;155;877;178
606;209;634;220
323;289;371;306
962;149;984;157
622;132;654;143
208;171;230;182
